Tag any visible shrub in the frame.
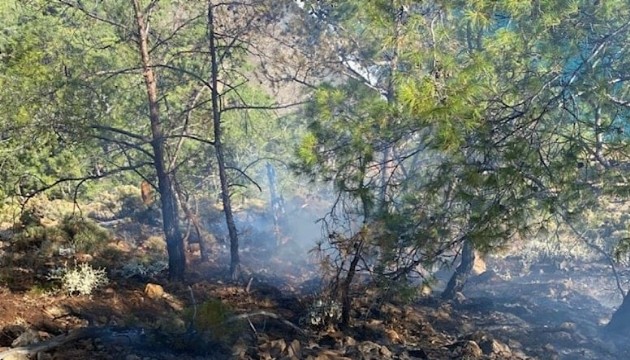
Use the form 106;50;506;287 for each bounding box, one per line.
12;225;68;253
118;194;160;226
302;298;342;329
186;299;242;343
61;216;110;253
117;257;168;279
47;262;109;296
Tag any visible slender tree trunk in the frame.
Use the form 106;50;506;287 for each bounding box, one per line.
266;163;286;246
379;146;392;211
593;105;610;168
442;239;475;300
340;231;365;328
173;177;209;262
208;1;240;280
132;0;185;281
605;291;630;333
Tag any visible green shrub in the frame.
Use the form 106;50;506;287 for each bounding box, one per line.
61;216;110;253
12;225;68;253
186;299;242;343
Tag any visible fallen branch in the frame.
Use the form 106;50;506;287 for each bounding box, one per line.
226;311;306;336
0;327;142;360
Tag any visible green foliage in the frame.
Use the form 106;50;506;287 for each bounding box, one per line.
61;216;110;253
299;0;630;308
13;211;109;255
12;225;67;253
186;299;243;343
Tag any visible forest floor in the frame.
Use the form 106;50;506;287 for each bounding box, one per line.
0;215;629;360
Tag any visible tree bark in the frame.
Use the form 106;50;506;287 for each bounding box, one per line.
208;1;240;280
442;239;475;300
340;233;365;328
605;291;630;333
132;0;185;281
173;177;209;262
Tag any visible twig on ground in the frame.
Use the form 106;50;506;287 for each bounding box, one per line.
246;277;254;294
226;311;306;336
188;285;197;332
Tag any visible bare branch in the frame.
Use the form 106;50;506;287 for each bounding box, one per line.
24;162;153;202
57;0;128;30
225;311;306;336
221;100;309;113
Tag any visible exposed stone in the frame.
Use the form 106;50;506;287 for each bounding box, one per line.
454;292;467;305
461;340;483;358
287;339;302;357
11;329;41;347
479;338;511;356
384;328;403;344
344;336;357;346
357;341;393;359
379;345;393;357
144;283;164;299
472;252;487;275
2;353;30;360
75;253;94;262
43;305;70;318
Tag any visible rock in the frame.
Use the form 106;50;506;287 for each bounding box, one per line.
43;305;70;318
559;321;576;332
287;339;302;358
384;328;403;344
357;341;393;359
11;329;41;347
454;292;466;304
420;283;432;297
75;253;94;262
479;338;511;356
270;338;287;355
472;252;487;275
144;283;164;299
163;293;183;311
461;340;483;358
379;345;393;357
344;336;357;346
2;353;29;360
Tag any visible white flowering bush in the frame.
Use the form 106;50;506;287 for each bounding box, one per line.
48;262;109;296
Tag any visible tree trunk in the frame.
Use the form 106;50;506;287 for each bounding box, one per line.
266;163;286;246
340;233;365;328
173;177;209;262
605;291;630;333
132;0;185;281
208;1;240;280
442;239;475;300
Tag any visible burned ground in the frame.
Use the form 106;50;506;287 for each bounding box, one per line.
0;206;629;360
